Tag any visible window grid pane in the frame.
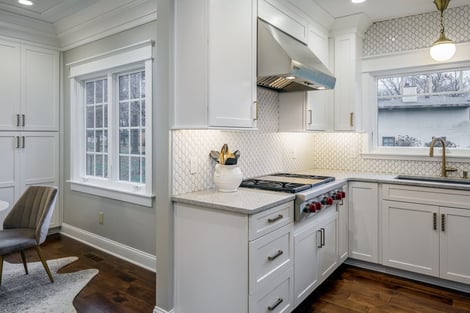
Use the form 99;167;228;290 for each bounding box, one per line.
118;71;146;183
85;78;109;178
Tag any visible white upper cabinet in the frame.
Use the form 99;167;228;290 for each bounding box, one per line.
173;0;257;129
334;32;362;131
22;45;60;131
0;39;21;130
258;0;308;43
279;91;330;132
0;39;59;131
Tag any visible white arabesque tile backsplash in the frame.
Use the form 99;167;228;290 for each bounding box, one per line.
172;88;470;195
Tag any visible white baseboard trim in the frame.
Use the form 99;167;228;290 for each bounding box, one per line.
60;223;156;272
154;306;175;313
345;258;470;294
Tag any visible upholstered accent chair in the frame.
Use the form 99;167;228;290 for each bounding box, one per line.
0;186;58;286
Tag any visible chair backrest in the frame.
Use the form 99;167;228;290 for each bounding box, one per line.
3;186;58;245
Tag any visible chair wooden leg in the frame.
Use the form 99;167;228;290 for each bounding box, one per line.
0;255;3;286
20;250;29;275
34;246;54;283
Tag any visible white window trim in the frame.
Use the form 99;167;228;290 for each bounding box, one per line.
67;40;154;207
360;42;470;162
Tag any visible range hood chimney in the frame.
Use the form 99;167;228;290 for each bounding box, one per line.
257;19;336;92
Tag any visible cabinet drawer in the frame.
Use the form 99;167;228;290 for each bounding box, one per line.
249;267;293;313
249;224;292;294
249;201;293;240
383;184;470;209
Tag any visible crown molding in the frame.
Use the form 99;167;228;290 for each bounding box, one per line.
56;0;157;51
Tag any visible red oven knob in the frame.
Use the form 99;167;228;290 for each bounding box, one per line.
322;197;334;206
314;201;322;211
334;192;343;200
340;191;346;199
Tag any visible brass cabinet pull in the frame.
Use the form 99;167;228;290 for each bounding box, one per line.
433;212;437;230
267;214;283;223
267;250;283;261
317;229;323;248
253;101;259;121
268;298;283;311
349;112;354;127
441;214;446;232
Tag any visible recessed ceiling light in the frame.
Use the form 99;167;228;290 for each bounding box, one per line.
351;0;366;3
18;0;34;6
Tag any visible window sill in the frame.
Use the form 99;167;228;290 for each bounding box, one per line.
68;180;154;207
362;149;470;162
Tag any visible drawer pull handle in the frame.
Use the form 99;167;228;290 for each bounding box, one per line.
441;214;446;232
433;212;437;230
321;228;325;247
317;229;323;248
22;114;25;127
267;214;283;223
16;114;20;127
268;298;283;311
268;250;283;261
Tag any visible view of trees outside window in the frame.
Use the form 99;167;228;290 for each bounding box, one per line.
377;69;470;148
85;78;108;177
119;71;146;184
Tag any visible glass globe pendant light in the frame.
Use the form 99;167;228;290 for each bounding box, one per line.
430;0;456;62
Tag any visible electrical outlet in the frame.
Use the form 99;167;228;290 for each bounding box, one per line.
99;212;104;224
190;157;198;174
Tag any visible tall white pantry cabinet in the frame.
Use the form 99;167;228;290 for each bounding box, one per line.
0;37;60;228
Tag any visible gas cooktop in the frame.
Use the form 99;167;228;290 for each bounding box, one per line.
240;173;335;193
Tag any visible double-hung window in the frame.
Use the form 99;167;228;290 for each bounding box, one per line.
68;41;153;206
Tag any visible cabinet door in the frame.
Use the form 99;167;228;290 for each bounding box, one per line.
208;0;257;128
334;33;361;131
294;223;319;306
306;91;330;131
440;207;470;284
382;200;439;277
348;182;378;263
22;45;59;131
0;133;19;226
258;0;308;43
337;199;349;262
20;133;60;228
318;213;337;282
0;39;21;130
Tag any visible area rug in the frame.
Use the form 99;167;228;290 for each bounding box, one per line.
0;256;99;313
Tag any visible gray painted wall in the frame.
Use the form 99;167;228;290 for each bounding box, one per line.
62;22;157;255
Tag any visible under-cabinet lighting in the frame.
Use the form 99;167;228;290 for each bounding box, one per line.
18;0;33;5
351;0;366;3
285;76;296;80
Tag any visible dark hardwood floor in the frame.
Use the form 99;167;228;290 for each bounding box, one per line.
293;265;470;313
4;233;156;313
6;234;470;313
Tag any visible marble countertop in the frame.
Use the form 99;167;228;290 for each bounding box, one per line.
173;169;470;215
172;188;295;214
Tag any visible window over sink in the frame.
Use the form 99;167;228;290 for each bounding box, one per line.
375;67;470;150
67;41;153;206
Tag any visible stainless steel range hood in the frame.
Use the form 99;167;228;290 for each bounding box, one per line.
257;19;336;92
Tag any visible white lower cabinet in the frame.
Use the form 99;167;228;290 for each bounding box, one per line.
382;184;470;285
174;201;293;313
348;181;379;263
293;206;338;307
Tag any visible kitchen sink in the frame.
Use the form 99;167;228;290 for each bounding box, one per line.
394;175;470;185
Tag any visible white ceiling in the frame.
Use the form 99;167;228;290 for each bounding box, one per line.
0;0;98;23
313;0;470;21
0;0;469;25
